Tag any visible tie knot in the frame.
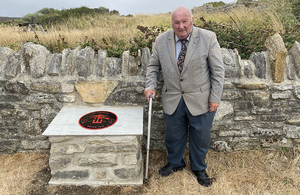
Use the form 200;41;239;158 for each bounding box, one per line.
180;39;187;44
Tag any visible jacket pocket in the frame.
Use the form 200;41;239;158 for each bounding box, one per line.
200;82;211;92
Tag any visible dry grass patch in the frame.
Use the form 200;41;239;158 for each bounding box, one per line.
0;152;49;195
0;149;299;195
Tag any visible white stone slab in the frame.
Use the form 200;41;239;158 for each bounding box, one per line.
43;106;143;136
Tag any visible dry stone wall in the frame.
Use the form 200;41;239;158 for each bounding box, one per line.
0;34;300;154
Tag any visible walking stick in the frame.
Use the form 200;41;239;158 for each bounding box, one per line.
144;93;153;183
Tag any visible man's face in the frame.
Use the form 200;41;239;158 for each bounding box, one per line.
172;8;194;40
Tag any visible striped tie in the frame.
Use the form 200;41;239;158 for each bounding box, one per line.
177;39;187;74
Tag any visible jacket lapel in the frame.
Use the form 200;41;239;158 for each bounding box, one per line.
167;30;181;76
181;27;199;74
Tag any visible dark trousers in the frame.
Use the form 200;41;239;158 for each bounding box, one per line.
163;97;216;171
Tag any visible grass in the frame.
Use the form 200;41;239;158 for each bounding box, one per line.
1;1;299;58
0;149;299;195
0;152;49;195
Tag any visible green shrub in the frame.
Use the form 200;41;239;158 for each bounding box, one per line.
37;6;112;26
22;12;44;23
292;1;300;22
205;1;226;7
98;7;109;14
37;8;53;15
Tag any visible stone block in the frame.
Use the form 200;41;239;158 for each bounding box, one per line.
219;130;249;137
0;103;15;109
104;57;122;77
0;47;14;78
114;167;142;179
212;141;231;152
78;154;117;167
271;91;291;99
249;52;266;79
61;47;80;76
116;144;137;152
75;80;119;103
61;82;74;93
0;95;21;102
123;154;138;165
284;125;300;138
251;128;283;137
48;53;62;76
51;144;85;155
5;52;22;79
21;120;43;135
49;157;71;169
26;93;57;104
58;95;76;103
129;56;139;76
76;47;95;77
140;48;150;76
237;84;267;90
285;55;296;80
214;101;234;121
0;140;18;154
221;90;243;100
286;116;300;125
96;50;107;77
20;42;50;78
234;115;255;121
295;87;300;99
20;140;50;150
241;60;256;78
245;91;270;107
272;52;287;83
289;41;300;77
89;145;116;153
221;48;239;78
264;34;287;83
52;170;89;180
261;115;286;121
1;109;28;120
121;50;130;77
30;82;61;93
5;82;29;94
270;84;293;91
264;33;287;62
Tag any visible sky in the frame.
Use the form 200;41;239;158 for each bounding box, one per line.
0;0;235;17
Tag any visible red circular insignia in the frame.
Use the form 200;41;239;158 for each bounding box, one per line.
79;111;118;130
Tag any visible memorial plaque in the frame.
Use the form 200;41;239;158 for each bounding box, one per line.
79;111;118;130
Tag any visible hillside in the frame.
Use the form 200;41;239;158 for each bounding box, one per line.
0;16;21;22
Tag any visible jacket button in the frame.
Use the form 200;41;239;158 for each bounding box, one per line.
180;79;183;82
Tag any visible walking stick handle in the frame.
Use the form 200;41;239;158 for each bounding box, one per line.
149;93;153;99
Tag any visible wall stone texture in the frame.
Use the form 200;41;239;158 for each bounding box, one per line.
1;34;300;154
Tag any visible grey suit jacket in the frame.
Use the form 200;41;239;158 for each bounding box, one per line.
145;26;224;116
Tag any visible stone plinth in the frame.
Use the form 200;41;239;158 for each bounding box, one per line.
42;106;143;186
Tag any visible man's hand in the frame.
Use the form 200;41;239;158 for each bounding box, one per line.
209;102;219;112
144;89;155;101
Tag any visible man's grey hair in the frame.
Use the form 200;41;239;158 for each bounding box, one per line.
171;7;193;23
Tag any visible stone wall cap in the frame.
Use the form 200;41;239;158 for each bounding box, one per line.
42;106;143;136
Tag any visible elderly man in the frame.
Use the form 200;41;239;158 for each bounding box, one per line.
144;6;224;187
